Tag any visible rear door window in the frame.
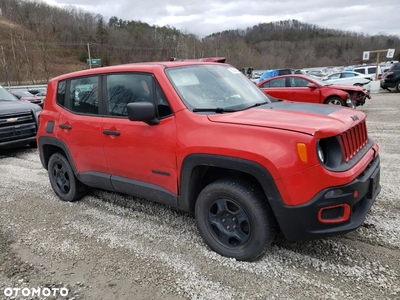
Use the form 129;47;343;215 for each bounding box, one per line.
69;76;100;115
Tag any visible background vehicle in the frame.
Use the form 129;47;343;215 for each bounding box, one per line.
381;63;400;92
257;74;371;107
37;62;380;261
322;71;373;91
0;85;41;148
9;90;44;107
353;65;383;81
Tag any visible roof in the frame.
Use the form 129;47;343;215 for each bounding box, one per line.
50;61;230;82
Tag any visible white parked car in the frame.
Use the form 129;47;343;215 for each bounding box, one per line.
322;71;373;91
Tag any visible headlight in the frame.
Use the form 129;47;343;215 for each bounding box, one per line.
317;142;325;163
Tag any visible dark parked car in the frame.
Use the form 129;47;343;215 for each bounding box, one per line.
381;63;400;92
0;85;41;148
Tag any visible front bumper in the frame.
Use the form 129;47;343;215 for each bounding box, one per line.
274;155;381;241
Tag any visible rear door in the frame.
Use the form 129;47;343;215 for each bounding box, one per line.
286;76;321;103
56;76;108;174
259;77;288;99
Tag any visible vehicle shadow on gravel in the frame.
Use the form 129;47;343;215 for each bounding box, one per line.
85;187;369;267
0;145;36;159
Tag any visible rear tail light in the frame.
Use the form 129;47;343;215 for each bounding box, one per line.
378;74;382;80
385;71;394;78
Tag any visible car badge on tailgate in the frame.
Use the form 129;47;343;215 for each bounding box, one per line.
6;117;18;123
351;115;359;121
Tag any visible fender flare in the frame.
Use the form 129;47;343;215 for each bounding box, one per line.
178;154;284;214
38;136;77;173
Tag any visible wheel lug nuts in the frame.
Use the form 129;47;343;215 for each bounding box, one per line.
222;219;225;223
226;213;229;217
232;217;236;221
233;225;236;229
226;226;230;229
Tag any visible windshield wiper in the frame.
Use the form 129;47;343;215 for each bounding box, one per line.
192;107;238;113
244;101;270;109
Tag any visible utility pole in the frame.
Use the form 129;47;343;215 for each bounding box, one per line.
87;43;92;69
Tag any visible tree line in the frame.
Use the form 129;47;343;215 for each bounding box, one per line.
0;0;399;85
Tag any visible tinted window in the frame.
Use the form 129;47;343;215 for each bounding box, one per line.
390;63;400;71
342;73;356;78
328;74;341;80
56;80;66;107
367;67;376;74
69;76;99;115
106;73;172;118
354;68;365;74
289;77;310;87
262;78;286;88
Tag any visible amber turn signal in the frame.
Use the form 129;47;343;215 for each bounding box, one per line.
297;143;308;163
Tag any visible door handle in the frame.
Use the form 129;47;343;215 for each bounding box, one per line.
59;124;72;130
103;129;120;136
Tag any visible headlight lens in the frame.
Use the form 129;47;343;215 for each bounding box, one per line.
317;142;325;163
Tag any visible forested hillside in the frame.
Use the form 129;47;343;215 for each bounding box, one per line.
1;0;399;84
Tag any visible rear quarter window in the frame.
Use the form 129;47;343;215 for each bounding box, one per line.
56;80;66;107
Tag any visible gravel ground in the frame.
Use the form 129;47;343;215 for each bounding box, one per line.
0;92;399;300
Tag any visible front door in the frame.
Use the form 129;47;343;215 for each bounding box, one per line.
100;73;178;201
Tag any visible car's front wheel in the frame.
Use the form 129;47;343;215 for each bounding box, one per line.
324;97;345;106
48;152;87;202
195;179;276;261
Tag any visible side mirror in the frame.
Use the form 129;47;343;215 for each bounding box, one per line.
127;102;159;125
308;83;318;89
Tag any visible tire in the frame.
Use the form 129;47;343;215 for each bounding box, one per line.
48;152;87;202
194;179;276;261
396;80;400;92
324;97;346;106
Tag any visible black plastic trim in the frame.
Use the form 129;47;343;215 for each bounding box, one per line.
111;175;178;207
276;155;381;240
179;154;283;214
38;136;78;172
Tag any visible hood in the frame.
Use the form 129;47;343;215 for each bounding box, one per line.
0;99;41;114
20;96;41;101
327;84;368;93
207;102;366;137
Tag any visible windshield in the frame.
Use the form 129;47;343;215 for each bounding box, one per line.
166;65;271;111
0;86;18;101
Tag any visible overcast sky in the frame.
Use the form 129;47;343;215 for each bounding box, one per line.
42;0;400;38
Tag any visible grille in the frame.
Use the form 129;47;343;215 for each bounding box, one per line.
338;120;368;163
0;111;36;143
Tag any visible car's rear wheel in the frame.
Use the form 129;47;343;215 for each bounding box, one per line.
324;97;345;106
195;179;276;261
48;152;87;202
396;80;400;92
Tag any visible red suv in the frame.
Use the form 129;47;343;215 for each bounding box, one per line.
37;62;381;261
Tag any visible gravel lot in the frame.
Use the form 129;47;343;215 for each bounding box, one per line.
0;92;399;300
